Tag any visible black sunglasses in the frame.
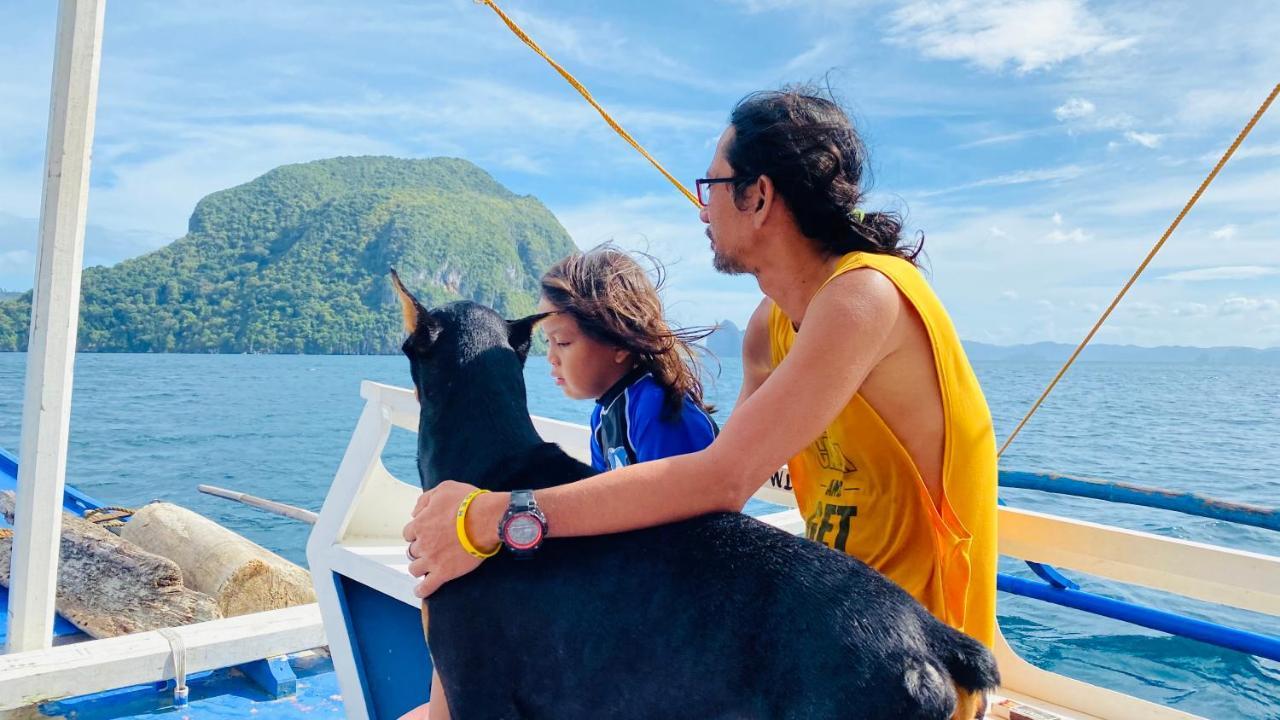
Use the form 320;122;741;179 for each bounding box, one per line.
695;176;755;206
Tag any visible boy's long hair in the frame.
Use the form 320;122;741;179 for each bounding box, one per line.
540;245;715;418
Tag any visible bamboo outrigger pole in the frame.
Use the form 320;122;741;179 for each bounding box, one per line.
197;485;319;525
7;0;106;654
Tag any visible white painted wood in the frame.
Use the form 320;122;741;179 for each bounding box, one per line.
8;0;106;654
327;541;420;609
529;415;593;464
0;604;325;711
1000;506;1280;616
306;394;392;720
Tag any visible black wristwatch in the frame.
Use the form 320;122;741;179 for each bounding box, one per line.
498;489;547;557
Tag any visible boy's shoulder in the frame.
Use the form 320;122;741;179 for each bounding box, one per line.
623;373;672;412
625;372;663;398
626;374;713;426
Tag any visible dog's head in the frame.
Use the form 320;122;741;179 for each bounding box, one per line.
390;269;548;486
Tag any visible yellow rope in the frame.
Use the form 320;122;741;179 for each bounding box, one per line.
84;505;135;529
997;82;1280;457
474;0;701;209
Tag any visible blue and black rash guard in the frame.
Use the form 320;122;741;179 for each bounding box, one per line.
590;367;718;472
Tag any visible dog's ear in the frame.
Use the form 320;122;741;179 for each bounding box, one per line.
507;312;550;364
389;268;440;342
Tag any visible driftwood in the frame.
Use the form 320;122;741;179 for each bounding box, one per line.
0;491;221;638
119;502;315;617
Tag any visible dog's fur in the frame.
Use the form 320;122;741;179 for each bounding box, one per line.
393;273;998;720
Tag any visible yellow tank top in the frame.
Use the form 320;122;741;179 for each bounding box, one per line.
768;251;997;647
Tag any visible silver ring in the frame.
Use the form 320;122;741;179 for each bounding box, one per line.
405;545;417;562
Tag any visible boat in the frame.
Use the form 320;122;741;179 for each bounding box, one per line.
1;1;1276;718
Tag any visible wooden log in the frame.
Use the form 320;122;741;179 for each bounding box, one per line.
119;502;316;618
0;491;221;639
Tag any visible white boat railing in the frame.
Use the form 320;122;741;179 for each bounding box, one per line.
307;381;1280;720
0;604;325;711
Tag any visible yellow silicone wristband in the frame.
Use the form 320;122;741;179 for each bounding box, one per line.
456;489;499;559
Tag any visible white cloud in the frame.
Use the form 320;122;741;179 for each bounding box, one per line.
919;164;1090;196
1127;301;1162;318
781;41;833;74
1200;142;1280;164
1052;97;1139;145
888;0;1136;74
1179;87;1279;129
1054;98;1096;121
1160;266;1277;282
1044;228;1090;244
1211;225;1238;241
1171;302;1209;317
1218;296;1280;315
1042;210;1089;243
1124;131;1162;149
957;127;1052;148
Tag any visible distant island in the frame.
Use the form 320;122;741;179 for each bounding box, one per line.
961;340;1280;365
0;157;575;353
699;323;1279;365
703;319;743;358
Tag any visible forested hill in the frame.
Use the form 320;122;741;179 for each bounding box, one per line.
0;156;577;353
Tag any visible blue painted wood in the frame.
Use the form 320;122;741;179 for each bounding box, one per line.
999;469;1280;531
335;573;432;719
999;573;1280;661
238;656;297;699
34;655;343;718
37;670;218;716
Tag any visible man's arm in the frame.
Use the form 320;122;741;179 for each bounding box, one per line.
406;269;904;597
735;297;774;409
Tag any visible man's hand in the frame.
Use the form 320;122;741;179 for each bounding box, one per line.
402;481;505;598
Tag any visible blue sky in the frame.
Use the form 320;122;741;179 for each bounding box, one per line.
1;0;1277;347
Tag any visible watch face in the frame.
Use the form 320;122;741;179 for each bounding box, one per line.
504;513;543;550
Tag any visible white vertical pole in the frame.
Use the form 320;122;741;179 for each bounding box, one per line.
6;0;106;654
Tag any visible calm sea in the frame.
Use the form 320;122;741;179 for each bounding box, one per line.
0;352;1276;718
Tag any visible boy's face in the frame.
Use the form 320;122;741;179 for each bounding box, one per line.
536;297;632;401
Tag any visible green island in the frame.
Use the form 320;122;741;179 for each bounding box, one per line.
0;156;576;353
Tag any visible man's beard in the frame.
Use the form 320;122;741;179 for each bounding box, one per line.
709;229;749;275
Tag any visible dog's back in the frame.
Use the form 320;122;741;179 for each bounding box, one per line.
427;445;998;720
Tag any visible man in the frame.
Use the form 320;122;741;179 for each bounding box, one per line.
403;86;998;649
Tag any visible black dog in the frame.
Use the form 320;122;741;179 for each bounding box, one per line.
392;274;999;720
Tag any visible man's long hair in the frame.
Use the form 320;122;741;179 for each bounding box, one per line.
727;85;923;264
